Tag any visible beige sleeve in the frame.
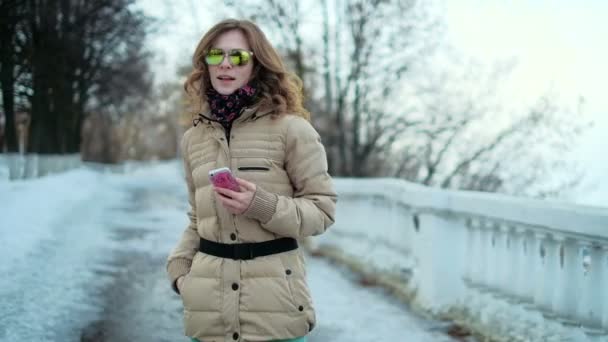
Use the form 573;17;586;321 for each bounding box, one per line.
166;130;200;294
244;116;337;238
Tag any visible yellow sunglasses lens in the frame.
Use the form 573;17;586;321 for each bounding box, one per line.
205;49;224;65
229;50;251;66
205;49;252;66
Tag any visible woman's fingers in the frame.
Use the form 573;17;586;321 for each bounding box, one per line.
215;178;257;214
214;186;241;199
236;177;256;192
217;193;243;210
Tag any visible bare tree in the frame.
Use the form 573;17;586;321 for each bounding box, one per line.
392;57;589;197
1;0;152;155
0;0;25;152
218;0;589;198
224;0;437;176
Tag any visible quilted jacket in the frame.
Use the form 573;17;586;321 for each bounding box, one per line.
166;105;337;341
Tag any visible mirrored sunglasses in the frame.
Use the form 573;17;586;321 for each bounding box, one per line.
205;48;254;66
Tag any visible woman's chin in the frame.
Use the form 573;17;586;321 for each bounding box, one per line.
217;89;236;95
213;82;244;95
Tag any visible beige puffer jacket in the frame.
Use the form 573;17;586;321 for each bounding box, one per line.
166;106;337;342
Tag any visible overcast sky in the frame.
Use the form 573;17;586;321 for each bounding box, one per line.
139;0;608;205
443;0;608;204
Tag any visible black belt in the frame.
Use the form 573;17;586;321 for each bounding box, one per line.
199;237;298;260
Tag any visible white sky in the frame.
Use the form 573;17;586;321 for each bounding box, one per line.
138;0;608;205
443;0;608;204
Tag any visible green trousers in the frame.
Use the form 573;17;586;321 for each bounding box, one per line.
191;337;306;342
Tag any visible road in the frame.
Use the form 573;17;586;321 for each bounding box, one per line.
0;162;466;342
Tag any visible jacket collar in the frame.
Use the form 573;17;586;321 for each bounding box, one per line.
192;103;274;127
235;101;275;122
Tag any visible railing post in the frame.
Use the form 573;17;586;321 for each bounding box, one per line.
480;220;494;291
24;154;38;179
495;223;511;295
412;212;467;315
468;218;483;286
556;238;583;324
540;234;561;315
461;217;484;329
578;241;607;337
532;232;547;310
511;226;527;301
463;218;474;285
8;153;24;179
520;231;537;304
603;245;608;332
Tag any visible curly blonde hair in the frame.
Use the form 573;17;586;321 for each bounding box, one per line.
184;19;309;120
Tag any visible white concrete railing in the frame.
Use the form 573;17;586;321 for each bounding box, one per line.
0;154;154;180
313;178;608;342
0;153;82;180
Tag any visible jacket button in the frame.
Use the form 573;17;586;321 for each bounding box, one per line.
285;269;292;275
298;305;304;311
232;283;239;291
230;233;237;241
233;332;239;340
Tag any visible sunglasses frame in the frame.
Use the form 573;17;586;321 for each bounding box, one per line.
205;48;255;67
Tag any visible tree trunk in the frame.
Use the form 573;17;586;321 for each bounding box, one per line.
1;59;18;152
27;0;60;153
0;0;19;152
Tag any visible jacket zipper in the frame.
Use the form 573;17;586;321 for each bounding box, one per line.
237;166;270;171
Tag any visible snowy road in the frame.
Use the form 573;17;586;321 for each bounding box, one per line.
0;162;463;341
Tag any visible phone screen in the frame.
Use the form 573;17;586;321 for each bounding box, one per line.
208;167;240;192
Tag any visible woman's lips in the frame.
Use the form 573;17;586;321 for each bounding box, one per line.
217;75;235;80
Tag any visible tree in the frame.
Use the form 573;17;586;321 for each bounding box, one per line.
80;62;189;163
0;0;24;152
215;0;589;197
225;0;437;176
390;56;589;197
0;0;153;154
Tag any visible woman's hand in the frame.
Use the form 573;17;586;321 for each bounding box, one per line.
214;178;257;215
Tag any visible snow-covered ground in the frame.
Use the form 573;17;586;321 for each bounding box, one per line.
0;161;465;341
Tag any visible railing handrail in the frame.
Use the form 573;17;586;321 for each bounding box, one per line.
0;153;161;180
335;178;608;240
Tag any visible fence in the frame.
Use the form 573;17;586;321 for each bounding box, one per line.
0;153;152;181
314;178;608;341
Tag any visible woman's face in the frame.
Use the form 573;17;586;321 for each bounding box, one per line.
208;29;254;95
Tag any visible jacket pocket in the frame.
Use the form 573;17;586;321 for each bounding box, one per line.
235;156;274;171
287;276;313;311
279;253;313;314
237;166;270;171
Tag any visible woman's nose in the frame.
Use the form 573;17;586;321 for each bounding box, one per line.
219;55;232;69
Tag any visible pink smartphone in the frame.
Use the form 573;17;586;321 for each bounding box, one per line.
208;167;240;192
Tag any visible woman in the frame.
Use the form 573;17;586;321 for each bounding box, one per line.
166;19;337;342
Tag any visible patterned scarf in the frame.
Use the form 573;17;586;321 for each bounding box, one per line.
205;84;257;129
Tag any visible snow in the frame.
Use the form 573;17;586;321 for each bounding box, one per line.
308;258;457;342
0;161;463;341
0;167;123;340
